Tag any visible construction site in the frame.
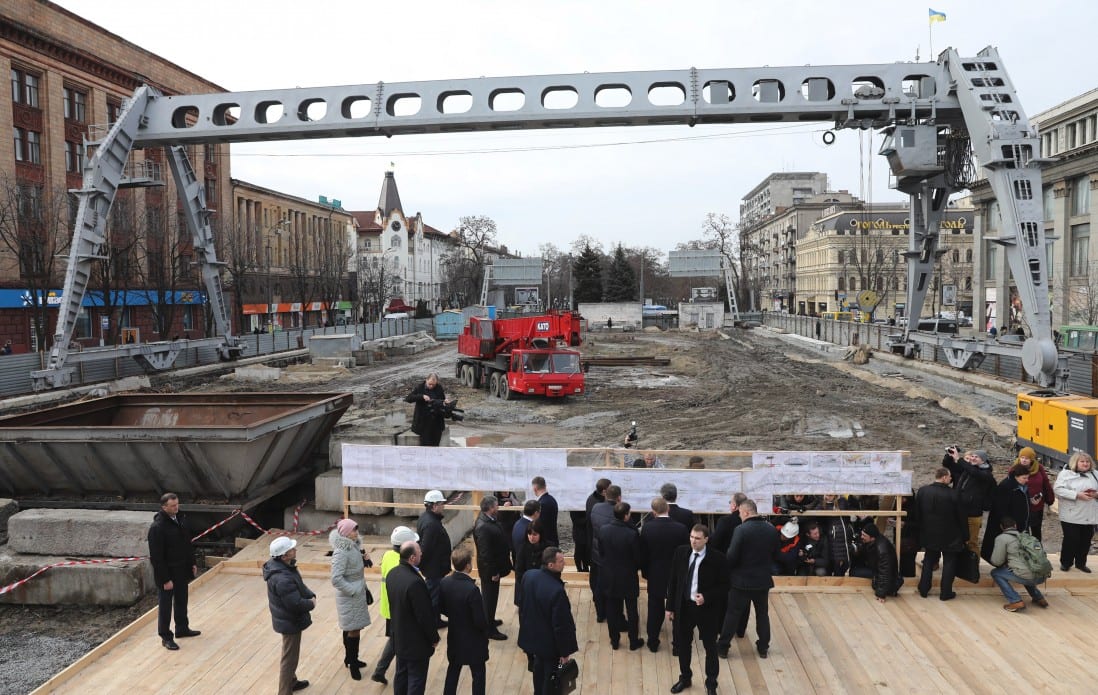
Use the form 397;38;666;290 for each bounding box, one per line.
2;322;1086;693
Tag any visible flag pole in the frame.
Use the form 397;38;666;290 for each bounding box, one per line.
929;22;933;58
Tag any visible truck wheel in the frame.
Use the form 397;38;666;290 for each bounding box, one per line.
501;378;516;400
463;365;474;387
489;372;500;397
471;367;481;389
455;363;463;379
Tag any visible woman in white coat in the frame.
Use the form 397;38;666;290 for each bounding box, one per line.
330;518;372;679
1053;451;1098;573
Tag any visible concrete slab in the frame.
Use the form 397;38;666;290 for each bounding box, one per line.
7;509;153;558
226;365;281;381
0;547;152;606
308;333;357;359
315;469;394;515
0;498;16;532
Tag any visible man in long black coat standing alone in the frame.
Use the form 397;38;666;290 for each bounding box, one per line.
387;541;440;695
913;466;969;600
473;495;511;640
639;496;688;654
439;547;489;695
597;502;645;651
148;492;200;650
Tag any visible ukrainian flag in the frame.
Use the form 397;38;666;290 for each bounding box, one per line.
929;8;947;23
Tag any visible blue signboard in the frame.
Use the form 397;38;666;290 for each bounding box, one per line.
0;289;206;309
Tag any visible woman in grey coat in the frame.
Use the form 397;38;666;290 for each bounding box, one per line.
330;518;372;680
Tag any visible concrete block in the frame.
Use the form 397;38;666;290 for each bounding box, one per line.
282;500;345;534
351;349;374;365
313;356;356;369
108;376;152;393
230;365;281;381
315;469;393;515
395;429;451;447
0;547;152;606
393;488;432;517
308;333;357;359
0;498;16;533
7;509;153;558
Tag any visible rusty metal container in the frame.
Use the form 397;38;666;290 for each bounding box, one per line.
0;392;352;504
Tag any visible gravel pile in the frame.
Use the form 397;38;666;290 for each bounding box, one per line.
0;631;95;693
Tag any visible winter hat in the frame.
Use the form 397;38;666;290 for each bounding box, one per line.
336;518;358;539
973;450;989;465
861;523;880;539
1018;447;1037;461
781;519;800;539
390;526;419;546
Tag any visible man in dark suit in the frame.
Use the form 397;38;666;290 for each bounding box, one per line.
912;466;968;600
148;492;200;651
585;479;610;618
387;541;440;695
416;490;452;627
639;496;688;654
518;547;579;695
589;483;621;624
473;495;511;640
717;499;780;660
532;476;560;547
511;499;541;566
662;483;695;530
439;547;489;695
597;502;645;651
665;524;728;695
711;493;750;643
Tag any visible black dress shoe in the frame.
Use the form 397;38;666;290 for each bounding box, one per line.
175;629;201;638
292;680;310;691
437;619;449;628
717;644;729;659
939;593;957;601
757;646;768;659
370;673;388;685
596;616;606;623
610;641;620;650
488;631;508;641
629;638;645;651
1077;565;1092;573
706;687;718;695
670;677;692;693
162;638;180;650
493;619;504;626
648;642;660;653
1061;564;1071;572
918;590;928;598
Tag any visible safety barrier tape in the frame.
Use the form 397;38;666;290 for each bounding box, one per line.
0;501;339;596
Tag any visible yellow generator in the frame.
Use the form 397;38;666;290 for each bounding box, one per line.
1017;391;1098;470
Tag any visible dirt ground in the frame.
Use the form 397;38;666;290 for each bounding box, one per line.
0;325;1044;691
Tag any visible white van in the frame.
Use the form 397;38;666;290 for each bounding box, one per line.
382;312;409;320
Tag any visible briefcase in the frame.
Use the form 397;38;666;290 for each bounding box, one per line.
547;658;579;695
956;548;981;584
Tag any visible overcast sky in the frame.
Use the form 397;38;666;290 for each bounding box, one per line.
58;0;1097;258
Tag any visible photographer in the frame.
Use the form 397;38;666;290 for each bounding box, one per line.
406;373;449;447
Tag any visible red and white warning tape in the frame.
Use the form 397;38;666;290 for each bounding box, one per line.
0;501;338;596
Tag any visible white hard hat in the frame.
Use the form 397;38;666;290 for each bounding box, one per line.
424;490;446;504
390;526;420;545
270;536;298;557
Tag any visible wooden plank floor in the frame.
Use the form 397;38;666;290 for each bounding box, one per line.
33;556;1097;694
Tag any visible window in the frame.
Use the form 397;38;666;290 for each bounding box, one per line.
63;87;86;122
11;68;40;107
182;306;194;332
203;143;218;161
107;99;123;124
1043;184;1055;221
1071;176;1091;216
14;127;42;164
65;140;85;173
204;178;216;203
952;249;959;263
390;235;401;248
1071;224;1090;277
965;249;973;263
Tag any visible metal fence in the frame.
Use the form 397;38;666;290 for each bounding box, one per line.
761;313;1098;397
0;318;434;398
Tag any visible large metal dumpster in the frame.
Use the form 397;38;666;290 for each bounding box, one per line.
0;392;352;504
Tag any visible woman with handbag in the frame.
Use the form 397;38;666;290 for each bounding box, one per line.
330;518;373;680
1053;452;1098;573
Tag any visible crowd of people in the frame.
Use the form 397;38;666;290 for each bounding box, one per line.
146;440;1095;694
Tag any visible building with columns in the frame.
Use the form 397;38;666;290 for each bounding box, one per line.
970;88;1098;332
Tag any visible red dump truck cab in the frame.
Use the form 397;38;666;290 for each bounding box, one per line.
455;312;585;400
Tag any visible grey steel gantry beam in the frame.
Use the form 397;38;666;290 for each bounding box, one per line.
34;48;1061;389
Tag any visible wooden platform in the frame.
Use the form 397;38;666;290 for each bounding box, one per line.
33;534;1098;694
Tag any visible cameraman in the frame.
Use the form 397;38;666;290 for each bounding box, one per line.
405;373;449;446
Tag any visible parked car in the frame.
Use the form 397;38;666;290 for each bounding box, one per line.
916;318;959;334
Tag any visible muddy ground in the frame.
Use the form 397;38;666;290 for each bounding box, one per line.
0;326;1037;691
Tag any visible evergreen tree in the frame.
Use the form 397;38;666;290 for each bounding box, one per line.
604;245;638;302
572;243;604;305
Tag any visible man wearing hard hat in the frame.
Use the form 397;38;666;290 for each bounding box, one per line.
264;537;317;694
417;490;453;627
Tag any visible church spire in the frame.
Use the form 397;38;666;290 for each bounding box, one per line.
377;170;403;218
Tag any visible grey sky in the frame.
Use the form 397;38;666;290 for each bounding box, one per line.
59;0;1096;257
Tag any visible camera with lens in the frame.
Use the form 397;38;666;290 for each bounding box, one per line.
428;397;464;422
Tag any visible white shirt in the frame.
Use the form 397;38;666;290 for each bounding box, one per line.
688;547;707;600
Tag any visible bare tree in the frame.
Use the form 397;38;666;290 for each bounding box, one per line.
222;213;262;334
1067;262;1098;325
0;178;72;351
286;223;319;327
316;221;352;325
133;202;191;339
446;215;499;305
88;191;141;345
358;254;403;322
838;228;904;319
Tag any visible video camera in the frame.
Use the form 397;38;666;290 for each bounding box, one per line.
624;420;638;448
428;397;464;422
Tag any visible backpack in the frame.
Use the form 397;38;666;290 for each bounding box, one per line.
1015;531;1053;581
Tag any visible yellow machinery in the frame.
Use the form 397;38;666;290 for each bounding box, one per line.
1016;391;1098;470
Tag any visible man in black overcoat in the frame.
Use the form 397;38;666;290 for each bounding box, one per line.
639;496;688;653
148;492;200;650
665;524;728;695
518;547;579;695
416;489;452;627
473;495;512;640
913;466;969;600
439;547;489;695
598;502;645;650
532;476;560;547
717;499;780;661
387;541;440;695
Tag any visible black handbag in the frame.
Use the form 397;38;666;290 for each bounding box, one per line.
956;548;981;584
547;658;579;695
364;586;374;605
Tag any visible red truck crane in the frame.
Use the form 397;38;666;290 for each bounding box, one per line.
456;311;585;399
